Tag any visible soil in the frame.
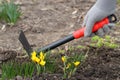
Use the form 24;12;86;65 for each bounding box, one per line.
24;47;119;80
77;47;120;80
0;0;120;80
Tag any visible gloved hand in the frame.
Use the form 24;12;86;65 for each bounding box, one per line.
83;0;116;37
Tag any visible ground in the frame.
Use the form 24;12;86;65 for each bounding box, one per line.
0;0;120;80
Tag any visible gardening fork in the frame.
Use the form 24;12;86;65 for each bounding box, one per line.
19;14;117;56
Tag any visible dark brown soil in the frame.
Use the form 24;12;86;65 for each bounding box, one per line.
77;47;120;80
0;0;120;80
12;47;120;80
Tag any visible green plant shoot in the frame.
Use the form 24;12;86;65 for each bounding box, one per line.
61;53;86;79
91;35;119;48
0;0;21;25
31;51;56;75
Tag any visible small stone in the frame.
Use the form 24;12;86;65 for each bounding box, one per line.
15;75;23;80
72;10;78;15
53;75;57;79
1;25;6;31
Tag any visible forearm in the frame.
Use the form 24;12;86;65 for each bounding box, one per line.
95;0;117;13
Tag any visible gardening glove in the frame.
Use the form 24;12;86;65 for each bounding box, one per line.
83;0;116;37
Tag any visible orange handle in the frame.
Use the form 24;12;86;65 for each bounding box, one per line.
73;18;109;39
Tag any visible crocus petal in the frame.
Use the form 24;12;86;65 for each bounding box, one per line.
31;56;40;63
40;60;46;66
31;51;37;56
40;52;45;60
74;61;80;67
35;57;40;63
31;56;36;62
66;63;71;69
61;56;67;62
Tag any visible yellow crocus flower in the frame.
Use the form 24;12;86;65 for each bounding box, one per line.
31;51;40;63
31;51;46;66
66;63;71;69
31;56;40;63
35;57;40;63
31;51;37;56
31;55;36;62
39;52;46;60
39;60;46;66
31;51;37;62
74;61;80;67
61;56;67;62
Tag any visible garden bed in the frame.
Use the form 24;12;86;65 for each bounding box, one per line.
0;0;120;80
0;47;120;80
30;47;120;80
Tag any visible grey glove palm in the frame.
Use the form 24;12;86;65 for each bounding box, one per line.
83;0;116;37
